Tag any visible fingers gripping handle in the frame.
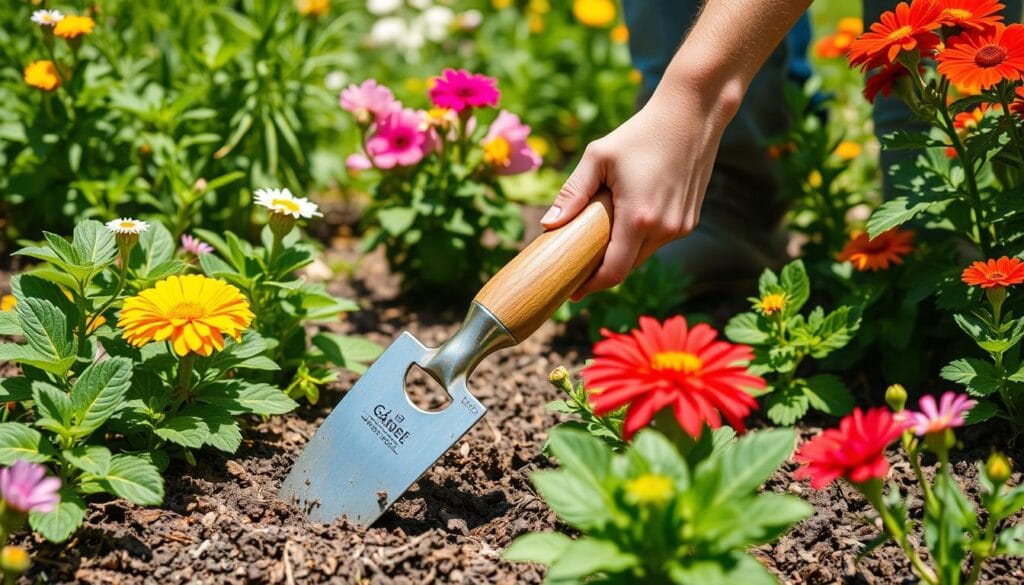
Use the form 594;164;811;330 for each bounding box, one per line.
474;191;613;342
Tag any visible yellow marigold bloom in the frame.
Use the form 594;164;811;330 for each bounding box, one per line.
296;0;329;17
834;140;862;161
528;0;551;14
23;60;60;91
118;275;254;357
758;293;787;316
53;15;94;39
528;14;544;34
610;23;629;43
837;17;863;36
573;0;615;28
624;473;674;506
526;136;549;158
807;170;823;189
0;295;15;312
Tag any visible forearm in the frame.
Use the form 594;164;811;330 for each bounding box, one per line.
650;0;813;117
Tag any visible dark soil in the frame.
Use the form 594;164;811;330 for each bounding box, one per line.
8;229;1024;584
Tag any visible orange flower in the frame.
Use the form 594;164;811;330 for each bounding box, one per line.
962;256;1024;288
837;228;915;271
848;1;943;70
815;32;857;58
838;17;864;36
581;316;764;439
53;15;94;39
933;0;1005;31
1012;84;1024;116
937;24;1024;91
23;60;60;91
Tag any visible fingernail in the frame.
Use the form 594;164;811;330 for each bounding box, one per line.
541;206;561;224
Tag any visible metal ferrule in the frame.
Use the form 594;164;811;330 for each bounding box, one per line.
421;302;515;387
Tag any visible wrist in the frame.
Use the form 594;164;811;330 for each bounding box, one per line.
648;46;748;124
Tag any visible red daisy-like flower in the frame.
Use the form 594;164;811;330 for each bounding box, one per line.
794;407;908;490
848;1;943;71
863;63;914;103
937;24;1024;91
933;0;1005;31
961;256;1024;288
581;315;764;440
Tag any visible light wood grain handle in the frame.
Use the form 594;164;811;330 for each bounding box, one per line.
475;191;613;342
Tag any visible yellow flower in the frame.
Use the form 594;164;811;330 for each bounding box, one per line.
528;0;550;14
491;0;512;8
758;293;786;316
296;0;329;17
118;275;254;357
0;545;30;574
526;136;549;158
483;137;512;167
834;140;862;161
53;15;94;39
0;295;15;312
838;17;863;36
23;60;60;91
624;474;674;506
628;69;642;85
573;0;615;28
404;77;425;94
528;14;544;34
610;23;629;43
807;170;823;189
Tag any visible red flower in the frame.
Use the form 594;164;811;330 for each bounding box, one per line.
848;1;943;71
582;316;764;440
863;63;913;103
962;256;1024;288
1012;84;1024;116
934;0;1005;31
937;24;1024;91
794;407;908;490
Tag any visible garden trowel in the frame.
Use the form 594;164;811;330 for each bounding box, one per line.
279;193;613;527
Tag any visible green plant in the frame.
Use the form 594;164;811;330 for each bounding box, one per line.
504;425;810;584
725;260;859;424
545;366;625;451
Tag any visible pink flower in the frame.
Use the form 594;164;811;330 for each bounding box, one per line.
366;109;429;169
340;79;399;124
482;110;542;175
181;234;213;256
346;153;373;172
428;69;500;112
901;391;976;436
0;460;60;514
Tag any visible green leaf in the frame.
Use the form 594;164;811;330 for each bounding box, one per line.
154;416;209;449
70;357;133;437
964;398;999;425
802;374;854;416
710;428;795;504
0;422;56;464
71;220;117;269
630;429;689;485
532;470;611;531
377;207;417;236
502;532;573;565
97;454;164;506
867;196;936;238
0;378;33;403
32;381;74;434
734;493;813;545
14;297;75;365
546;426;611;482
545;538;639;581
196;381;298;416
29;488;85;543
668;552;777;585
0;344;76;376
941;358;1001;396
764;385;809;426
724;313;770;345
185;405;242;453
130;221;174;276
779;260;809;316
63;445;112;476
312;333;383;375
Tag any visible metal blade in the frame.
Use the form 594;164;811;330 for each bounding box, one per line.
278;332;487;526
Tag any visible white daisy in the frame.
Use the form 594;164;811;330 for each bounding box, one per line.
31;9;64;27
254;188;322;219
105;218;150;235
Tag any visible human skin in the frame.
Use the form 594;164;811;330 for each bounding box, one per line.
541;0;812;300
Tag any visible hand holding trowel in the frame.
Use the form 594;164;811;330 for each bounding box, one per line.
279;192;612;527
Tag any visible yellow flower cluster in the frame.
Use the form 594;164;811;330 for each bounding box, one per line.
573;0;615;28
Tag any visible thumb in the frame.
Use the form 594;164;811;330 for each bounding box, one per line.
542;145;605;229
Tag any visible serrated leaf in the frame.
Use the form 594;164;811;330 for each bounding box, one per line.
29;488;85;543
764;386;809;425
964;398;999;424
196;381;297;416
32;381;74;434
97;454;164;505
724;313;770;345
709;428;795;504
0;344;76;376
72;220;117;269
867;197;935;238
63;445;112;476
71;357;133;437
0;422;56;464
802;374;854;416
940;358;1001;396
546;426;611;482
779;260;809;316
154;415;209;449
14;297;75;365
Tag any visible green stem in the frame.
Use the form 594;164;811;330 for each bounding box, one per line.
863;480;939;585
938;97;989;253
177;353;196;395
906;438;939;513
87;263;127;333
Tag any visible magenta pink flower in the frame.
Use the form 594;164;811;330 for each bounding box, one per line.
902;391;976;436
346;153;373;172
340;79;399;124
482;110;542;175
181;234;213;256
0;460;60;514
366;109;429;169
428;69;500;112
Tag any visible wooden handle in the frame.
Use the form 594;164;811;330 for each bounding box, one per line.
475;191;613;342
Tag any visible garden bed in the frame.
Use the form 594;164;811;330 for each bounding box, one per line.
10;237;1023;584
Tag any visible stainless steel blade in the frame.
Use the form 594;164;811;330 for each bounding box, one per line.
279;302;514;527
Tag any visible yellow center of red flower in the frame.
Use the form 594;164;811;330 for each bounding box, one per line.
975;45;1008;68
887;25;913;40
943;8;973;21
169;302;206;321
651;351;702;374
272;198;301;213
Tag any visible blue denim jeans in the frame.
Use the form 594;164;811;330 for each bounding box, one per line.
624;0;1023;217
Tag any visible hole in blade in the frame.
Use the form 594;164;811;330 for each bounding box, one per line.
404;364;452;412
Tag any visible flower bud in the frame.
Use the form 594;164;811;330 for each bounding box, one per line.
548;366;573;394
0;545;30;574
987;452;1012;484
885;384;908;412
268;211;297;240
